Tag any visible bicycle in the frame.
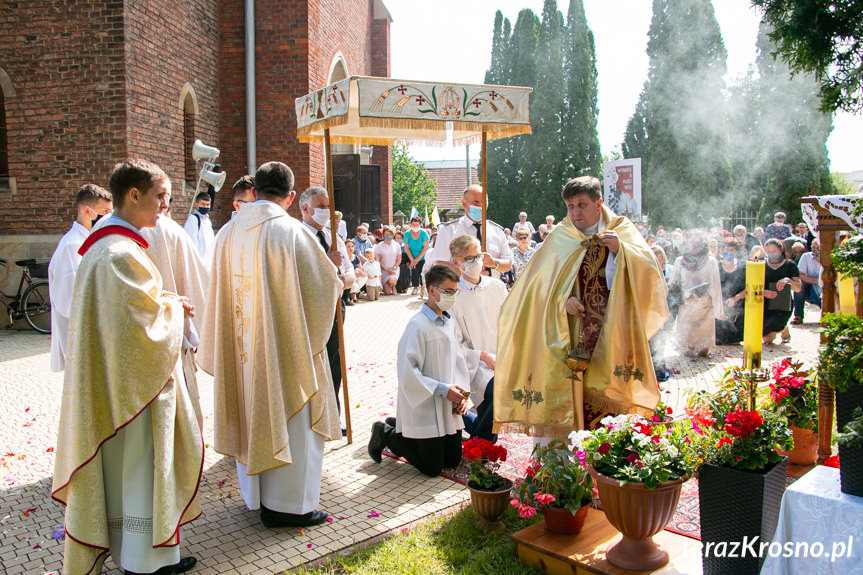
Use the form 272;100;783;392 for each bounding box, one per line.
0;258;52;334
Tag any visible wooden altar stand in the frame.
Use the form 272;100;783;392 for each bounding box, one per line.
512;508;702;575
798;195;863;462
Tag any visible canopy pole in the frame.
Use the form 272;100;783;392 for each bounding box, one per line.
480;131;488;252
324;128;353;444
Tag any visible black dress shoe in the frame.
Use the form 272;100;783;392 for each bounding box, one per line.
126;556;197;575
341;425;347;437
368;421;388;463
385;417;396;427
260;506;328;528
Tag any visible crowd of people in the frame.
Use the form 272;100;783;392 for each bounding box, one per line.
45;158;825;575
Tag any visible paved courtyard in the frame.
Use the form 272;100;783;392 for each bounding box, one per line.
0;293;821;574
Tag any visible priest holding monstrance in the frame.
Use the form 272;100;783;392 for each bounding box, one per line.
493;176;669;438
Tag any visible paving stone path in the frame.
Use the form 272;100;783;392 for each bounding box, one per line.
0;293;821;574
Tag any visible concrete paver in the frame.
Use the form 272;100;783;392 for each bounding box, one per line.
0;294;822;574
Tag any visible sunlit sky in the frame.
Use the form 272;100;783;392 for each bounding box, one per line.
384;0;863;174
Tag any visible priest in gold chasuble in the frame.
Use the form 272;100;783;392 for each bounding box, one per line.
199;161;341;529
52;160;203;575
494;176;669;438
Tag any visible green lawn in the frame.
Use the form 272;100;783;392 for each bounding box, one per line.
289;505;544;575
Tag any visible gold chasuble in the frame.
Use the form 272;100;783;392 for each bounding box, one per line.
494;206;669;438
52;231;203;575
198;201;341;477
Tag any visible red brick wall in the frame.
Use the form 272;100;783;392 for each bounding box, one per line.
125;0;220;225
370;14;391;223
0;0;127;235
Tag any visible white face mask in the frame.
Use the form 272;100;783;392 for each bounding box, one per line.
312;208;330;226
435;290;457;311
462;258;483;279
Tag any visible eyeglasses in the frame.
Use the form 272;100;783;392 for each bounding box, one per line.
434;286;460;296
456;254;484;263
236;199;248;204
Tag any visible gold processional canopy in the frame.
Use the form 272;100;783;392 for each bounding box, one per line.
296;76;533;147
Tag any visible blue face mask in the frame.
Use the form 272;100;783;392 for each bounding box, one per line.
722;251;736;262
467;205;483;222
655;237;666;245
385;235;393;242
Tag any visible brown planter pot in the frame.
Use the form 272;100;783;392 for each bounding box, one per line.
541;503;590;535
468;479;512;532
778;424;817;465
591;468;685;571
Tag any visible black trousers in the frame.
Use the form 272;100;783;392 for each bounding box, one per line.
409;260;424;287
386;425;462;477
326;299;346;411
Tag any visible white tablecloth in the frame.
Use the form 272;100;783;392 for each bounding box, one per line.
761;465;863;574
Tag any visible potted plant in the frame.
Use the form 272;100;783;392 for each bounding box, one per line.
570;415;698;571
768;358;818;464
818;313;863;430
688;372;792;575
510;440;594;534
837;407;863;497
463;437;512;531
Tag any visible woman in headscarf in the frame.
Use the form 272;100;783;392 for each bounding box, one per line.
670;233;723;357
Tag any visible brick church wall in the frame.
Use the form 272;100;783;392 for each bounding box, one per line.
125;0;220;223
0;0;127;237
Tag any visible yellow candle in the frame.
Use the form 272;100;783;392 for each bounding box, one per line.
743;261;765;370
838;272;856;315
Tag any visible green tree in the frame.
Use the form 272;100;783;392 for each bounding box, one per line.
642;0;730;228
831;172;857;195
562;0;602;179
483;1;601;226
391;146;437;216
747;22;834;222
751;0;863;113
622;83;649;170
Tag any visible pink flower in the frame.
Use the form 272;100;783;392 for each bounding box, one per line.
510;498;521;508
518;505;537;519
575;450;587;465
534;493;556;505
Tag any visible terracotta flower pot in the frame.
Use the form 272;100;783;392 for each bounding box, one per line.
592;468;685;571
468;479;512;532
778;424;817;465
541;503;590;535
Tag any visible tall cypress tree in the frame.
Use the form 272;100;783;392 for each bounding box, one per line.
622;82;649;171
643;0;730;228
562;0;601;179
531;0;567;218
486;9;541;224
749;22;834;222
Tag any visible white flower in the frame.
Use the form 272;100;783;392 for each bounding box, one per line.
568;429;593;449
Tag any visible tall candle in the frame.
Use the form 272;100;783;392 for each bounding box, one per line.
743;261;765;370
838;272;856;315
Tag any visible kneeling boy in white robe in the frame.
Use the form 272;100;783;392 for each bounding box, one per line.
368;265;493;477
448;234;505;442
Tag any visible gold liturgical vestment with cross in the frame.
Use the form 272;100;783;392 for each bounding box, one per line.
494;206;669;437
198;201;341;477
52;233;203;575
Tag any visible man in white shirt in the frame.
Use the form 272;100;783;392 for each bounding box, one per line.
513;212;535;236
368;265;492;477
183;192;215;256
48;183;113;371
429;185;512;278
299;187;354;427
449;235;505;442
792;238;822;324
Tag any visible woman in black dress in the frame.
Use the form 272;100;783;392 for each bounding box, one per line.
715;237;747;344
762;238;802;345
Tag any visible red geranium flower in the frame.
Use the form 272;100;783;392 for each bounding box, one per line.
634;421;654;435
823;455;840;469
716;436;734;448
723;405;763;438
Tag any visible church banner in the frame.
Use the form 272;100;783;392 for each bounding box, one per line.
296;76;532;147
603;158;642;219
